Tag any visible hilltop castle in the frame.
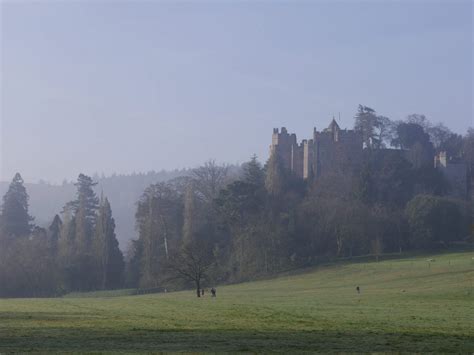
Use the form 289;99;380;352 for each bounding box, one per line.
270;118;363;179
270;118;471;200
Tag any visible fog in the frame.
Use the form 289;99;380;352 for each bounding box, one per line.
1;1;472;183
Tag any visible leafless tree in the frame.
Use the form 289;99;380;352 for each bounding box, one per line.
192;160;228;204
166;240;215;297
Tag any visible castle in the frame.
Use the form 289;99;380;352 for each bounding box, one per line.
270;118;363;179
270;118;470;200
434;151;468;199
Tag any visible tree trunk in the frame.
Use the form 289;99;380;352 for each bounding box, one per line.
196;280;201;298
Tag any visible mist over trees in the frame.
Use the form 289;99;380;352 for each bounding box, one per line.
0;174;124;297
0;169;194;248
124;108;473;293
1;106;472;297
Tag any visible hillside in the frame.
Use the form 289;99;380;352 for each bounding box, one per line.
0;251;472;352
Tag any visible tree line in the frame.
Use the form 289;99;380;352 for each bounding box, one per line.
0;167;196;247
0;174;124;297
1;106;472;297
126;107;473;295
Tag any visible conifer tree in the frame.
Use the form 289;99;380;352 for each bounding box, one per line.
59;174;99;291
68;174;99;254
57;207;76;291
0;173;33;240
94;196;124;289
244;154;265;187
265;152;286;196
58;204;75;260
48;214;62;257
354;105;380;149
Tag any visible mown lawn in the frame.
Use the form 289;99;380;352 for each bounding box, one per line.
1;251;473;353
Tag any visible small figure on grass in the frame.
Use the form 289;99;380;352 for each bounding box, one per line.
211;287;216;297
356;286;360;294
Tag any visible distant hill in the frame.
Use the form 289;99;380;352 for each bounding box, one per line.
0;170;191;249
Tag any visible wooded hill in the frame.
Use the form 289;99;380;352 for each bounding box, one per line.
1;107;473;297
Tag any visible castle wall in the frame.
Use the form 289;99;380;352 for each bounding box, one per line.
270;120;363;181
311;130;362;177
443;163;467;199
270;127;304;177
291;143;304;179
435;152;468;199
303;140;314;179
270;127;295;173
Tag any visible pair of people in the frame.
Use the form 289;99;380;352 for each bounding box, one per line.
200;287;216;297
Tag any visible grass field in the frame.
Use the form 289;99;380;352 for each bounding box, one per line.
1;251;473;353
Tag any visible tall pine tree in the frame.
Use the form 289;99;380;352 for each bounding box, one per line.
70;174;99;254
0;173;33;240
244;154;265;187
48;214;62;257
60;174;100;291
94;196;124;289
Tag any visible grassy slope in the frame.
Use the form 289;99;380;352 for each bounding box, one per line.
0;251;473;353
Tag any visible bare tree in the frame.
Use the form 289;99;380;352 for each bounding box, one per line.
192;160;228;204
166;240;215;297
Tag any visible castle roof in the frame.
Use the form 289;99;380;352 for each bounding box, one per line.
326;118;340;132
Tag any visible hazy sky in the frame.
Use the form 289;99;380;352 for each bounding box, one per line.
1;1;472;183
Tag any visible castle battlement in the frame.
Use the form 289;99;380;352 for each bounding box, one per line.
270;119;363;179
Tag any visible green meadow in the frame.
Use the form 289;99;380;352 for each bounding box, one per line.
1;251;473;353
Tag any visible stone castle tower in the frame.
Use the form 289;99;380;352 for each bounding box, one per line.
270;118;363;179
434;151;468;199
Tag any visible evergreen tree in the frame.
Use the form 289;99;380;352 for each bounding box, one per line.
354;105;380;149
74;204;90;254
58;204;75;261
73;174;100;219
94;196;124;289
243;155;265;187
0;173;33;240
59;174;100;291
69;174;99;254
265;152;286;196
57;208;77;292
124;239;143;288
48;214;62;257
